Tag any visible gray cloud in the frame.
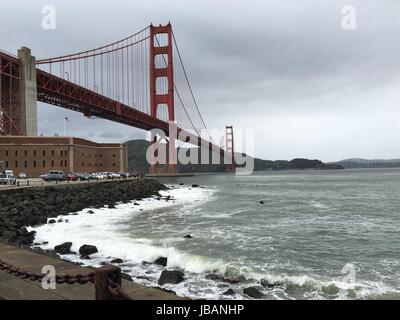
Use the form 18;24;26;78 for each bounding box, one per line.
1;0;400;161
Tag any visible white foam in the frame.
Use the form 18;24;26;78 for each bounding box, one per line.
28;186;220;274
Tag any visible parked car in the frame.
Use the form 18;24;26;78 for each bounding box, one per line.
18;172;28;179
77;173;96;181
43;170;66;182
0;170;17;185
77;173;90;181
66;173;78;181
93;172;106;180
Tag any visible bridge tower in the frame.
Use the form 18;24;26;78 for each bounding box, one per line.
149;23;176;174
0;48;37;136
225;125;235;172
18;47;38;136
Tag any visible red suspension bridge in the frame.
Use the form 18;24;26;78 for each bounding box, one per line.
0;23;235;174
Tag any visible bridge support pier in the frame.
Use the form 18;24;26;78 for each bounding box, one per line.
225;125;235;172
167;138;177;174
18;47;37;136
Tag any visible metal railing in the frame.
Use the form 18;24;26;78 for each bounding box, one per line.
0;259;132;300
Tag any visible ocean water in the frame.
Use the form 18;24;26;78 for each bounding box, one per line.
29;168;400;300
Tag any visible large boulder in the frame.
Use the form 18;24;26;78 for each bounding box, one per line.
243;287;264;299
158;270;184;285
154;257;168;267
79;245;98;256
54;242;73;254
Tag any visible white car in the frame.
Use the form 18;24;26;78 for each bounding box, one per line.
19;172;28;179
94;173;106;180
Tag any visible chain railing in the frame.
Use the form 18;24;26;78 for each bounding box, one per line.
0;259;132;300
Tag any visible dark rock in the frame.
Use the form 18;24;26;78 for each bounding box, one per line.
79;245;98;256
80;255;91;260
133;202;140;206
136;275;151;281
48;219;56;224
179;183;184;186
259;201;265;204
110;258;123;264
154;257;168;267
158;270;184;285
87;210;95;214
260;279;284;289
54;242;72;255
192;184;199;188
223;289;235;295
57;218;63;223
184;234;193;239
243;287;264;299
205;274;241;284
121;273;133;282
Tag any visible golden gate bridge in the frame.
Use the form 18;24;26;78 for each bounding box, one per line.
0;23;235;174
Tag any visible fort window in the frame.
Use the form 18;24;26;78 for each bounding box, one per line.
25;150;27;156
60;160;63;167
6;151;8;157
33;161;36;167
52;150;54;156
34;150;36;156
43;160;46;167
24;161;27;168
64;160;67;166
5;161;8;167
15;161;18;168
15;150;18;157
43;150;46;156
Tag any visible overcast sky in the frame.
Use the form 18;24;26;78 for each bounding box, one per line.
1;0;400;161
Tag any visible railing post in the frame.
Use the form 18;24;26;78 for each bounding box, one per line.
95;265;122;300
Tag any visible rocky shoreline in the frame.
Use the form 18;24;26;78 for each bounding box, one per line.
0;179;167;245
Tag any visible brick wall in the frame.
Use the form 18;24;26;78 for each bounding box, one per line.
0;136;127;177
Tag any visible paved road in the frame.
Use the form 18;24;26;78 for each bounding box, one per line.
0;177;139;191
0;242;186;300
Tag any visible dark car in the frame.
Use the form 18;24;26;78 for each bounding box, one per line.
77;173;90;181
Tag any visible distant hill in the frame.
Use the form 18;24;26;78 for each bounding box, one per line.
251;157;343;171
331;158;400;169
126;139;343;173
